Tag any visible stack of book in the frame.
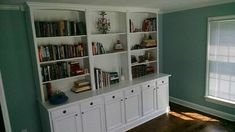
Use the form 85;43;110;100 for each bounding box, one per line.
71;80;91;93
34;20;86;37
38;43;87;62
92;42;106;55
94;68;119;90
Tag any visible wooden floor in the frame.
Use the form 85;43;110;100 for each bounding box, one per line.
128;103;235;132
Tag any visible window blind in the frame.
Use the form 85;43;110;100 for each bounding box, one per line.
207;17;235;103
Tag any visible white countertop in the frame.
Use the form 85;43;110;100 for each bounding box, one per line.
41;73;171;111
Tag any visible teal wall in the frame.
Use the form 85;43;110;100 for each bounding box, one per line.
0;10;41;132
163;3;235;115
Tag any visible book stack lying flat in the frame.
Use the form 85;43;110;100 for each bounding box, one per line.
71;80;91;93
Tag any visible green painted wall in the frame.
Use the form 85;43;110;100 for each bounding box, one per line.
0;10;42;132
163;3;235;115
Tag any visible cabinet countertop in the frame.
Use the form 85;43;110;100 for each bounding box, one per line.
41;73;171;111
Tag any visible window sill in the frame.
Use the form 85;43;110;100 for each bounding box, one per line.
205;96;235;108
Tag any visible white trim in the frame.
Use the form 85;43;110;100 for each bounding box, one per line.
169;96;235;121
205;96;235;108
0;71;12;132
208;15;235;22
0;4;24;11
205;15;235;109
27;2;159;13
161;1;234;14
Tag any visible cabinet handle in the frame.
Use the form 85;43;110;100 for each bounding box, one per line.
162;81;164;83
148;85;150;87
62;110;67;114
81;112;84;114
125;98;127;100
112;96;115;99
131;90;134;93
75;114;78;116
90;102;93;105
121;99;123;101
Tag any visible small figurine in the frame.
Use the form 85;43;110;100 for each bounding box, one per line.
113;40;124;51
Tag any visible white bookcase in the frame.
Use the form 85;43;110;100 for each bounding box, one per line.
27;3;159;103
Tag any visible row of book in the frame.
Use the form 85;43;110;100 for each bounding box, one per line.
94;68;119;89
132;65;154;78
92;42;106;55
41;62;86;82
34;20;86;37
142;18;157;32
38;43;87;62
129;18;157;33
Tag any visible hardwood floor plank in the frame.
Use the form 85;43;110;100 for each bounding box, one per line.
128;103;235;132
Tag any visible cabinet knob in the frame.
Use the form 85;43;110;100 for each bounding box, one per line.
62;110;67;114
125;97;127;100
154;88;156;90
121;99;123;101
90;102;93;105
148;85;150;87
75;114;78;116
112;96;115;99
162;81;164;83
81;112;84;114
131;90;134;93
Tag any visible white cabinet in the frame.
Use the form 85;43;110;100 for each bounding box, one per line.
142;81;156;115
156;77;169;110
104;91;125;132
53;114;82;132
80;98;106;132
124;86;142;123
51;105;82;132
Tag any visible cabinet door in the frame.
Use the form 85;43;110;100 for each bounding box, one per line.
105;98;125;131
124;88;141;123
142;86;156;115
157;84;169;110
81;105;105;132
53;113;82;132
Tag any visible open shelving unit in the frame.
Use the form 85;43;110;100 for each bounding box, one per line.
27;4;159;102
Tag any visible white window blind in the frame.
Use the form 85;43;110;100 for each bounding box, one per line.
206;16;235;106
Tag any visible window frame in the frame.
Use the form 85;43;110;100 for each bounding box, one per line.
205;15;235;108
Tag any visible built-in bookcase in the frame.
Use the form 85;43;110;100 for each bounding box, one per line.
27;3;159;102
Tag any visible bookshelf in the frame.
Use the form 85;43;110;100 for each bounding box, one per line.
28;4;159;102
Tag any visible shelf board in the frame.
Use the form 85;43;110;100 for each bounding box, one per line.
93;51;127;57
36;35;87;40
42;73;90;84
129;31;157;35
91;32;126;37
40;56;89;64
131;60;157;66
131;47;157;52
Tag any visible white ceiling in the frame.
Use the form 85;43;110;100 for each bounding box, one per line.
2;0;235;13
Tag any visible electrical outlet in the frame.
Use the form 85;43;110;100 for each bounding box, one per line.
21;129;28;132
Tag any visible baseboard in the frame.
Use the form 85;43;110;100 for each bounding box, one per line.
169;96;235;121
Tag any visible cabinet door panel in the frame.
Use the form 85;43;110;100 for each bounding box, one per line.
105;100;125;131
53;114;81;132
142;86;156;115
125;95;141;123
157;84;169;110
82;106;105;132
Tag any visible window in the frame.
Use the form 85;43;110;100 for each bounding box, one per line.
206;15;235;108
